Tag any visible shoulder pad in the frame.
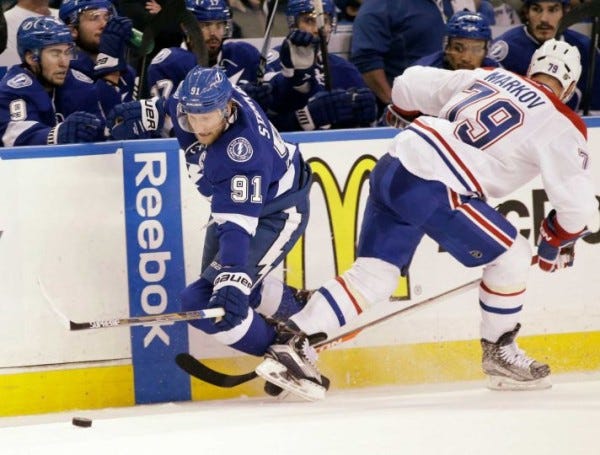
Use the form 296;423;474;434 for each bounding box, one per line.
151;48;173;65
70;69;94;83
266;49;279;64
489;40;509;62
7;73;33;90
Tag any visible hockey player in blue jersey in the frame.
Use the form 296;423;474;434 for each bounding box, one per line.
147;0;260;102
0;16;103;147
59;0;136;115
413;10;497;71
350;0;495;116
139;66;318;390
386;10;498;128
245;0;377;131
489;0;600;112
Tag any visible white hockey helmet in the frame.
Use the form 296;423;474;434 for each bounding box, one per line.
527;39;582;100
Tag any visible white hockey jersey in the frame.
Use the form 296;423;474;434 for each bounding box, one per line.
390;65;598;233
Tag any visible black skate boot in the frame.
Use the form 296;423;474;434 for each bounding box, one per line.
291;288;315;307
481;323;551;390
257;321;329;401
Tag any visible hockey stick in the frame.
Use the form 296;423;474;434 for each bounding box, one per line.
64;308;224;331
556;1;600;115
176;352;259;387
175;0;209;67
177;254;541;387
133;23;157;100
0;7;7;55
38;277;224;331
313;0;332;90
134;0;208;99
175;276;482;387
257;0;279;82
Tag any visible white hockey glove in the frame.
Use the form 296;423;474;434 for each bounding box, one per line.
280;30;319;78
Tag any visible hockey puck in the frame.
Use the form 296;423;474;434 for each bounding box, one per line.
72;417;92;428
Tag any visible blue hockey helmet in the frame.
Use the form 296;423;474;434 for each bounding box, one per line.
446;10;492;41
186;0;232;38
286;0;337;29
17;17;74;62
59;0;116;25
523;0;570;5
179;66;233;114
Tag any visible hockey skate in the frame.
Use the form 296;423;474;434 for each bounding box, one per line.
292;288;315;306
481;323;551;391
256;322;329;401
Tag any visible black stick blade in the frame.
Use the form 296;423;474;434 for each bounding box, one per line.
175;353;258;387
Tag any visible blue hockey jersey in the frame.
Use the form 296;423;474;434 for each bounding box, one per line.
264;46;368;131
412;50;499;70
168;83;307;237
489;26;600;111
70;48;136;115
148;42;261;100
351;0;495;83
0;65;103;146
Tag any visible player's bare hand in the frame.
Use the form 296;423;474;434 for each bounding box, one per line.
145;0;161;15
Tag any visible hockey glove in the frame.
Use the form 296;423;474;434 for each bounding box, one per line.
385;104;421;129
239;81;273;111
280;30;319;79
209;266;252;330
47;111;103;144
94;16;133;76
106;97;165;140
537;209;586;272
349;88;378;126
295;89;354;130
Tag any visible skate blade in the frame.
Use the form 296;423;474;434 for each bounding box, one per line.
486;375;552;391
255;358;326;402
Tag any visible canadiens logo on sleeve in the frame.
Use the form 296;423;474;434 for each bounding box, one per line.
227;137;253;162
7;74;33;89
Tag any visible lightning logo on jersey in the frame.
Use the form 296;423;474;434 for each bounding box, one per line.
227;137;253;162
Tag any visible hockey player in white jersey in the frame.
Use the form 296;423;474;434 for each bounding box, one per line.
255;39;599;400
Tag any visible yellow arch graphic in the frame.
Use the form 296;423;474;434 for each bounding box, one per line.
285;155;408;298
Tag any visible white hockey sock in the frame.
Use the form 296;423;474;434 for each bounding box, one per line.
479;281;525;342
291;276;364;336
254;275;283;318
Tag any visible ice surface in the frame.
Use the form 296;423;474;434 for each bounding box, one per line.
1;372;598;455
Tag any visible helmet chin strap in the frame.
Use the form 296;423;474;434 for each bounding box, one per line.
560;82;576;103
224;102;237;129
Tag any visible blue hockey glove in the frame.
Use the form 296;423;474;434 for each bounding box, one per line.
106;97;165;140
47;111;103;144
295;89;354;130
280;30;319;79
94;16;133;76
384;104;421;128
537;209;586;272
349;88;377;126
239;81;273;111
209;266;253;330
